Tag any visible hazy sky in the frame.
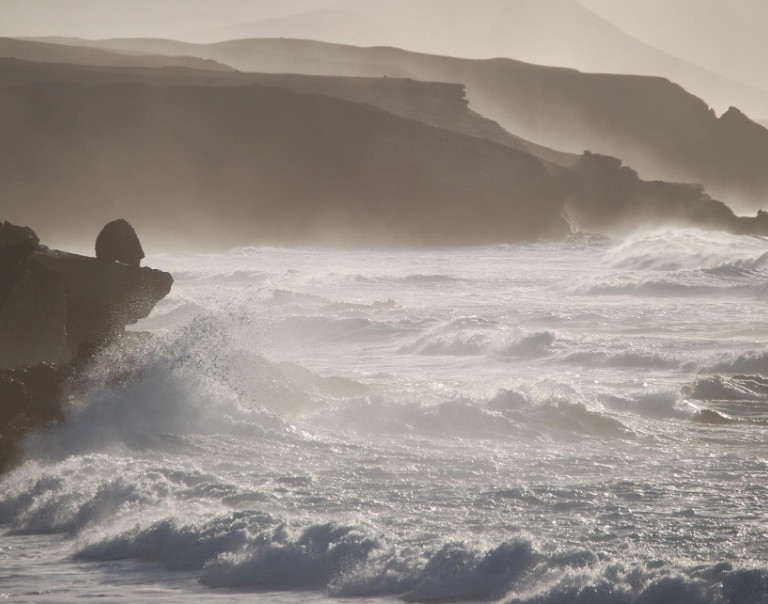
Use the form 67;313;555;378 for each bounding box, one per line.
578;0;768;93
1;1;764;74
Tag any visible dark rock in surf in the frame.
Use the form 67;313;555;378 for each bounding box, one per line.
1;222;171;369
0;221;173;473
0;254;69;369
32;246;171;357
0;222;69;369
0;362;72;472
95;218;145;267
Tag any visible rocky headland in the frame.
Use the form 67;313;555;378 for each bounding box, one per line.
0;220;172;471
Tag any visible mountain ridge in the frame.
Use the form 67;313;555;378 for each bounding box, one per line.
60;36;768;211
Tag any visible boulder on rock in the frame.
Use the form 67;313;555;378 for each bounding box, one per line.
1;221;172;368
95;218;145;267
0;220;173;472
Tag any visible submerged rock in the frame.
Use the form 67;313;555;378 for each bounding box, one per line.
0;221;172;472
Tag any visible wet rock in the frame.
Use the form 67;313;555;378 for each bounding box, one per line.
32;248;172;357
0;221;173;472
95;218;145;267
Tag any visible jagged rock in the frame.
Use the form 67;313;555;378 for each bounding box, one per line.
567;151;768;236
95;218;145;267
0;221;173;472
1;222;172;368
33;248;172;357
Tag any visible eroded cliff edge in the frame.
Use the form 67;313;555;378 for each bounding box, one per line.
0;220;172;471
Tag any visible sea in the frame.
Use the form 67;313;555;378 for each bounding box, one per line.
3;229;768;603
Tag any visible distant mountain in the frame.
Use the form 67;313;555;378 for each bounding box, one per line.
8;1;768;115
60;37;768;212
0;54;574;168
186;0;768;119
0;37;233;72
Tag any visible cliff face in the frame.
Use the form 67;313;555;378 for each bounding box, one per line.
0;56;575;168
0;46;764;245
0;222;173;369
87;38;768;211
565;152;765;236
0;221;172;472
0;79;570;246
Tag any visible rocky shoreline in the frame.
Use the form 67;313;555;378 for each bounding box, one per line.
0;220;172;472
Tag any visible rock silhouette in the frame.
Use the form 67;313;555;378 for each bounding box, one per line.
0;221;172;472
95;218;145;266
566;151;768;236
0;222;69;369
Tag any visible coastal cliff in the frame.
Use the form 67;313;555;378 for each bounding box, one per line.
0;221;172;471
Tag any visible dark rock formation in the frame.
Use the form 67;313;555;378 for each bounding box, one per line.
0;222;172;472
565;151;768;236
0;363;70;471
95;218;145;266
0;222;68;369
1;223;171;368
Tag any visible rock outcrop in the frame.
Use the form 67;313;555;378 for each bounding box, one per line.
0;222;69;369
95;218;145;266
0;220;171;368
565;152;768;236
0;220;172;472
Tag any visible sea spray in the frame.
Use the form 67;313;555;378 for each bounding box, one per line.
4;235;768;601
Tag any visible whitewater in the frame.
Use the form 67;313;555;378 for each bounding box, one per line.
3;229;768;603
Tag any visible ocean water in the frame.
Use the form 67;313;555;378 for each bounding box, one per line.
3;229;768;603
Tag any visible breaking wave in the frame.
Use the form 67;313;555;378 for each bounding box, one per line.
2;472;764;604
607;230;768;271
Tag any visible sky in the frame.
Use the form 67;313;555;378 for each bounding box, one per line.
0;1;764;73
577;0;768;94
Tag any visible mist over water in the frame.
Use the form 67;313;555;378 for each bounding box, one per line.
3;231;768;602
